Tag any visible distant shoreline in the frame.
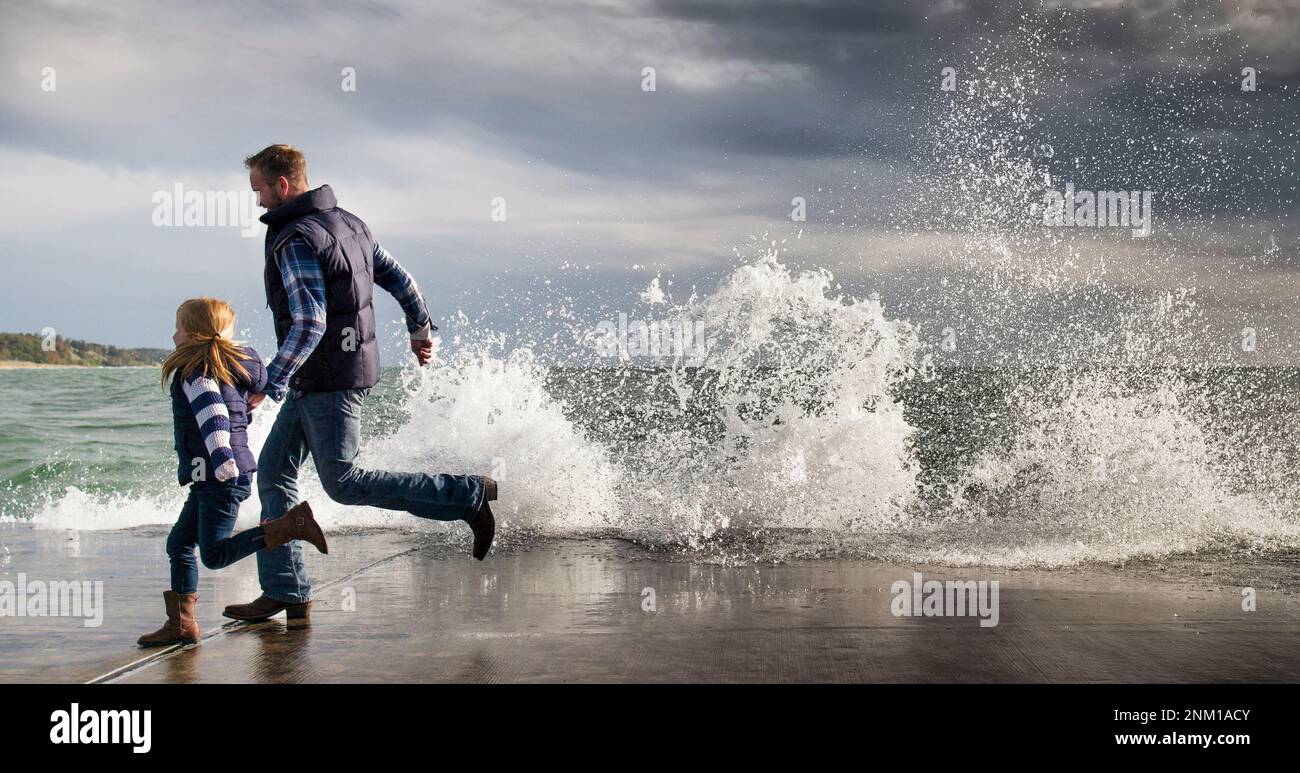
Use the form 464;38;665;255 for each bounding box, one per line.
0;360;159;369
1;333;169;368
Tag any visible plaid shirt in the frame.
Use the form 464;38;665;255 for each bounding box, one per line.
264;237;434;401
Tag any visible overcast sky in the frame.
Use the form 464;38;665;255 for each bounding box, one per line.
1;0;1297;364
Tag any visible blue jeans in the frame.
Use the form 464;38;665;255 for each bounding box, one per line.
167;474;264;594
255;387;486;603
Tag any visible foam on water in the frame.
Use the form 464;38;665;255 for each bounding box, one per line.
13;248;1300;566
21;346;622;535
24;486;186;532
17;247;920;544
357;345;621;533
599;246;921;549
930;373;1300;566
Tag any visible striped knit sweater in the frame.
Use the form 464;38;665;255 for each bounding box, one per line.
181;372;241;482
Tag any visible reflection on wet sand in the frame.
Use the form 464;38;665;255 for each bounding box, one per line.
4;525;1298;683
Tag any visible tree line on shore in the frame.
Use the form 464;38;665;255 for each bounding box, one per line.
0;332;168;366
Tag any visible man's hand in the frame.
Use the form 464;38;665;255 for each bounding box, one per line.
411;338;433;366
248;392;267;411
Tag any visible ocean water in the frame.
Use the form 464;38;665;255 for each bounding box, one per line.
2;254;1298;568
5;15;1298;569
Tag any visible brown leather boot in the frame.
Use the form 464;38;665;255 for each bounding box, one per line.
465;476;498;561
222;594;312;622
262;501;328;554
137;590;200;647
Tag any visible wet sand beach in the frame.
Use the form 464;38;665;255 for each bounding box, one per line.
0;361;95;369
0;361;157;369
1;523;1297;684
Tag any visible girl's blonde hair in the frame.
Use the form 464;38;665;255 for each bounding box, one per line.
160;298;250;388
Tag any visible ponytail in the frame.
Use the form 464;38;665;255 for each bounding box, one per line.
161;298;251;388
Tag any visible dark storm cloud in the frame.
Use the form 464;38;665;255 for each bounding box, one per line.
632;0;1300;219
6;0;1289;205
0;0;1296;356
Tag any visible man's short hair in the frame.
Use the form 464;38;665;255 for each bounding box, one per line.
244;144;307;186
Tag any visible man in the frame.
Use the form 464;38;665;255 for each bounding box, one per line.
223;144;497;623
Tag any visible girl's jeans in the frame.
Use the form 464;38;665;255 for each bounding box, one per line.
167;474;264;594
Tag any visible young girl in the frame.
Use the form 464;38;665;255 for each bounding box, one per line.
138;297;327;647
